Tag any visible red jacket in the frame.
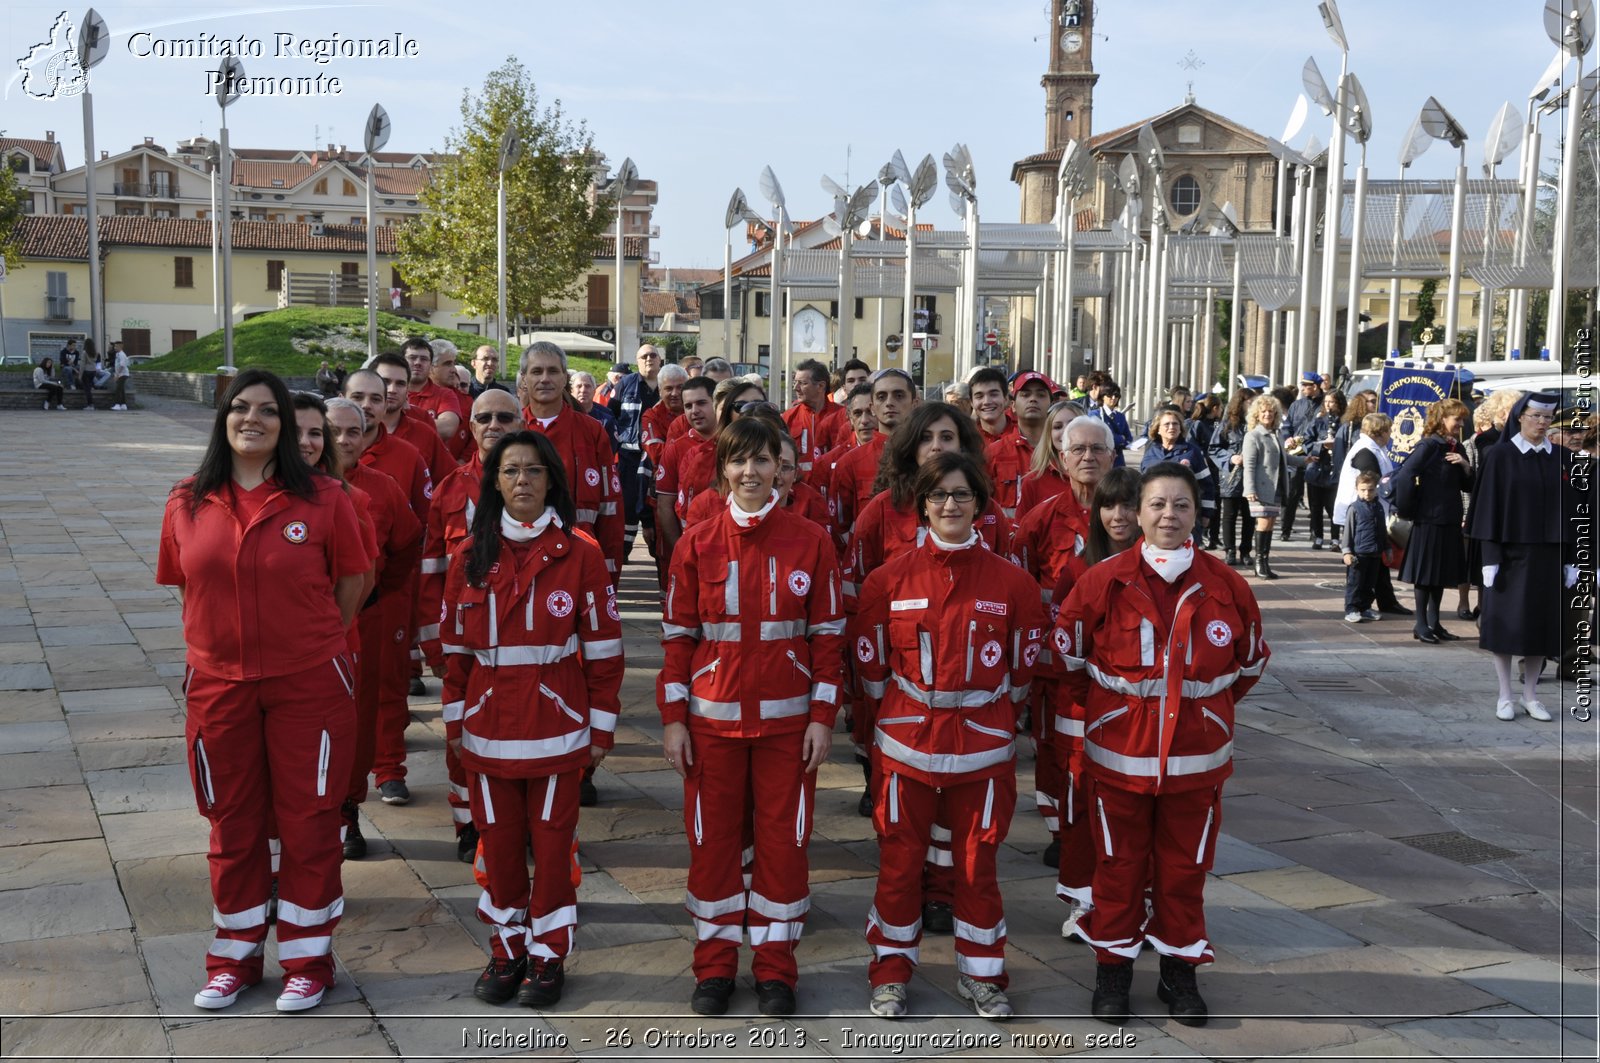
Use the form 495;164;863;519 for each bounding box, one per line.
844;490;1012;604
522;404;624;580
783;399;851;480
850;536;1046;786
1017;465;1072;522
1011;486;1092;607
827;433;888;555
361;425;433;524
658;504;845;737
441;520;624;778
683;480;832;536
665;413;689;445
157;476;369;681
409;379;464;422
395;408;458;488
417;454;484;664
977;412;1018;448
985;432;1040;519
641;403;679;469
344;462;424;602
654;429;716;521
1054;546;1269;795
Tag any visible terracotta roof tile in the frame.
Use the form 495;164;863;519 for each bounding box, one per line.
640;292;678;316
0;137;65;167
372;169;428;196
232;161;319;189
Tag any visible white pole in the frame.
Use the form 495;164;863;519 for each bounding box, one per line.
901;204;917;375
1228;242;1243;387
723;227;732;360
615;198;626;357
1342;151;1369;370
1062;207;1078;384
1443;153;1468;350
1156;232;1173;400
961;201;979;379
366;156;378;362
775;221;788;386
1295;166;1316;383
1317;61;1349;379
838;221;855;364
1387;176;1405;356
210;159;219;322
1549;73;1583;361
497;170;509;359
1202;286;1216;389
220;118;234;371
875;184;887;359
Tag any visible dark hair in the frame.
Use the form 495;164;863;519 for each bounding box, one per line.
1100;383;1122;401
1223;389;1253;432
795;358;829;386
841;358;871;376
1086;467;1142;564
465;431;576;586
1139;460;1202;509
371;351;409;376
291;391;340;478
1355;469;1380;487
715;380;767;432
1320;389;1348;422
876;401;984;508
968;366;1009;394
682;375;716;401
1270;385;1296;411
182;368;318;515
40;357;54;372
402;336;434;359
1190;394;1220;421
714;416;784;485
846;382;873;404
1343;389;1376;425
714;411;789;493
911;451;991;524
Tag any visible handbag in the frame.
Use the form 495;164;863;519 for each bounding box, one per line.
1385;511;1413;549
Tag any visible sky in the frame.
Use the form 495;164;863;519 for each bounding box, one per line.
1;1;1582;268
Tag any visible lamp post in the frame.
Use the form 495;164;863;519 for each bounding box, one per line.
1339;74;1373;372
1417;98;1470;352
363;104;390;363
607;157;639;360
1544;1;1596;361
1310;1;1351;378
497;129;523;362
207;142;220;325
1054;141;1087;384
722;189;747;362
898;155;937;387
758;166;788;385
77;8;109;357
942;144;978;378
1479;102;1521;360
214;56;244;372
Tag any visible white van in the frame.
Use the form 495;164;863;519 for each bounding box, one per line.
1343;358;1561;399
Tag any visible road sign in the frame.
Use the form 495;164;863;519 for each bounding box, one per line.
885;333;903;353
984;330;998;345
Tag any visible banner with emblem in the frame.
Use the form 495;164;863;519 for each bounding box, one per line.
1377;359;1460;461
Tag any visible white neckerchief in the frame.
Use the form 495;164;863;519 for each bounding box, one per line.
1140;538;1195;583
728;491;778;527
1511;433;1552;455
501;506;557;542
929;529;979;551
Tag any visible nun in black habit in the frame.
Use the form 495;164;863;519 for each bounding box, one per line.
1466;392;1570;722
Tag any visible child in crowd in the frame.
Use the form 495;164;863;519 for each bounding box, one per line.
1341;471;1386;622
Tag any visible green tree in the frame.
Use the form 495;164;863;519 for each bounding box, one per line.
397;58;613;320
1412;279;1438;343
0;163;26;272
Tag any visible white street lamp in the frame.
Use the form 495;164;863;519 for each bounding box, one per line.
758;165;788;385
1340;73;1373;373
497;129;523;362
214;55;244;373
722;188;747;362
901;154;938;389
363;103;391;363
77;8;109;358
608;157;639;359
1417;97;1470;352
1543;0;1596;360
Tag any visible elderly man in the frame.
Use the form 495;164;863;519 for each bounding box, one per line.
609;343;663;560
571;370;619;451
700;357;734;383
943;381;972;416
469;344;512;398
680;354;704;377
417;386;523;856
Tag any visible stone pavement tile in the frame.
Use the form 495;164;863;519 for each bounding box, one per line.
0;838;113;892
1211;833;1295;875
142;928;364;1016
0;625;43;643
543;934;698;1016
0;871;132;942
808;837;882;885
1455;958;1599;1038
1224;865;1379;910
0;662;52;690
1320;901;1535;974
59;688;178;722
338;855;456;935
605;765;686;812
401;838;479;892
1259;944;1504;1024
118;609;181;629
1270;832;1532;908
67;706;185;746
0;783;101;847
579;836;689;897
132;626;186;652
78;732;186;772
0;643;45;666
1230;764;1395;810
1219;794;1355;844
0;718;70;754
0;689;63;723
575;799;683;844
115;853;212;937
337;921;487;979
101;807;208;861
365;972;571;1062
1311;798;1460;839
84;761;194;814
1299;1031;1428;1056
0;748;81;789
38;622;135;646
0;1002;169;1061
1203;876;1366;965
569;869;683;952
1386;1004;1598;1060
0;929;151;1012
166;1013;392;1060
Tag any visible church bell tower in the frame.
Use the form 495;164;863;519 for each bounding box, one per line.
1044;0;1097;150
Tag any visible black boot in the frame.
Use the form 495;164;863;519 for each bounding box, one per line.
1091;961;1134;1025
1156;956;1208;1027
1254;531;1278;580
857;758;873;817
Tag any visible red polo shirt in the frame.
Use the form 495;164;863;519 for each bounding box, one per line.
361;424;433;523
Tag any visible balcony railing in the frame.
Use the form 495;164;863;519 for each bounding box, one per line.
527;308;615;329
45;295;75;322
112;180;179;199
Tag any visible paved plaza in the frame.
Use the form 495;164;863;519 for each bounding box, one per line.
0;397;1595;1062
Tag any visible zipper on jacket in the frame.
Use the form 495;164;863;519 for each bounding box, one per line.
795;787;807;846
1195;804;1215;863
888;773;900;825
690;657;720;685
693;792;703;846
965;620;977;682
525;580;535;631
965;718;1013;739
1201;707;1231;735
877;715;927;726
1084;706;1129;735
541;776;557;821
919;631;934;686
541;683;585;725
315;730;331;797
786;649;812;680
1156;584;1205;782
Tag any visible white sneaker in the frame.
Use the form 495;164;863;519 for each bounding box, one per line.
275;974;328;1012
193;971;253;1009
868;981;908;1019
56;404;66;410
1344;611;1363;623
1061;903;1086;940
1361;609;1380;621
42;400;50;410
958;974;1014;1021
1519;698;1553;722
1496;699;1516;721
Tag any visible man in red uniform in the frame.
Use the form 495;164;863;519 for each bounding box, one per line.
815;384;876;511
655;375;718;570
417;387;522;858
516;343;624;588
325;398;422;858
426;339;474;460
969;367;1018;447
783;358;851;481
833;358;871;404
828;368;918;555
371;353;457;488
642;363;686;470
343;368;432;806
985;370;1054;519
401;336;464;441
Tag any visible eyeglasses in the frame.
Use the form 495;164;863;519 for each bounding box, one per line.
926;488;977;505
497;465;548;481
778;463;798;476
473;411;520;425
733;399;777;415
1067;444;1113;456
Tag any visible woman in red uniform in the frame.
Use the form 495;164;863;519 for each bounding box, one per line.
1054;462;1269;1028
658;417;845;1019
683;429;831;534
851;451;1046;1020
157;369;368;1013
440;430;624;1007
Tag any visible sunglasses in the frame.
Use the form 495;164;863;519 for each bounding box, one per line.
473;411;520;425
733;399;778;415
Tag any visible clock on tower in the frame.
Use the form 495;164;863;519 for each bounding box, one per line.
1043;0;1097;150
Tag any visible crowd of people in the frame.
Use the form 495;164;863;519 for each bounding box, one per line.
157;340;1577;1026
31;337;131;410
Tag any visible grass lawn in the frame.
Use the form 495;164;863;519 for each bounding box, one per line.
138;308;610;380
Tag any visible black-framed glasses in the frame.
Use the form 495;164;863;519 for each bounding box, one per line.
926;488;977;505
733;399;777;415
473;411;520;425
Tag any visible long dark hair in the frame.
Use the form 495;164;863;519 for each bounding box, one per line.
1085;467;1142;564
465;431;576;586
875;401;984;508
182;368;317;515
911;451;992;523
1223;389;1253;433
291;391;341;479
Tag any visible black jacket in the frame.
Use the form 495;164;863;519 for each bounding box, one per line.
1395;435;1472;527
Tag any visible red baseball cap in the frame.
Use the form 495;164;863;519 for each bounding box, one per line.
1011;370;1056;396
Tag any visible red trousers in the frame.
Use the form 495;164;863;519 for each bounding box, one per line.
682;729;816;986
185;658;355;984
1054;751;1095;908
469;769;581;962
368;591;413;786
1077;781;1222;966
866;768;1016;988
852;701;955;908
